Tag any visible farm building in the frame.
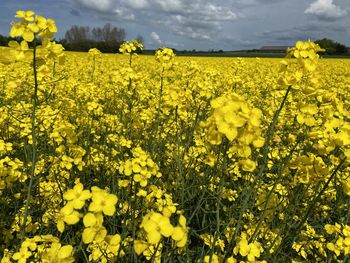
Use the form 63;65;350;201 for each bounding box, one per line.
259;46;290;53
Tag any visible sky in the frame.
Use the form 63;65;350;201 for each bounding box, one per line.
0;0;349;51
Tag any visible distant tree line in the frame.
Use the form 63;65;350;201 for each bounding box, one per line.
0;35;11;46
0;23;144;53
0;35;42;48
1;33;348;55
315;38;348;55
62;23;125;52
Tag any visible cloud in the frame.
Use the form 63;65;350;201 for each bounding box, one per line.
70;9;81;16
254;0;287;3
151;1;238;40
257;22;349;46
121;0;149;9
75;0;114;13
72;0;239;40
232;0;289;8
149;31;184;48
305;0;347;20
74;0;135;20
150;31;162;44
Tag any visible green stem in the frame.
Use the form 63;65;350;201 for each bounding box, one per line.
150;242;161;263
21;40;39;240
152;66;165;153
224;86;291;259
257;86;292;178
209;142;228;262
78;241;89;262
249;132;302;243
273;158;346;259
92;56;95;82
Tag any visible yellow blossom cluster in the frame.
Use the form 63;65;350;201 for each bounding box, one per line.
118;146;162;187
200;93;264;171
5;235;74;263
279;40;324;95
88;47;102;57
119;39;143;54
233;233;264;262
134;211;187;259
325;223;350;257
155;47;176;65
10;10;57;42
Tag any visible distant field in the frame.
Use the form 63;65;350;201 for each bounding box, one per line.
1;44;349;58
142;49;350;58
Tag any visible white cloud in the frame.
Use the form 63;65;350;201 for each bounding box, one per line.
73;0;239;39
75;0;114;12
74;0;135;20
122;0;149;9
150;31;162;45
152;1;238;21
150;1;238;40
305;0;347;20
149;31;185;48
152;0;184;12
113;8;135;20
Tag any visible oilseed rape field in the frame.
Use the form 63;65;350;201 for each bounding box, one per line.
1;10;350;263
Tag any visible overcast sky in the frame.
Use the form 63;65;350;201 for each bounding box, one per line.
0;0;349;50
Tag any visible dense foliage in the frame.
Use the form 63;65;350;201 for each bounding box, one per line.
62;23;128;53
315;38;348;55
1;10;350;263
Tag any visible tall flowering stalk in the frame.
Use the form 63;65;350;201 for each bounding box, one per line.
9;10;63;239
88;48;102;82
153;47;175;149
119;39;143;138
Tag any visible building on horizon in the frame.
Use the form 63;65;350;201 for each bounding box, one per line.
259;46;290;53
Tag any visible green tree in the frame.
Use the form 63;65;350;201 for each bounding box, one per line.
315;38;348;55
64;24;126;53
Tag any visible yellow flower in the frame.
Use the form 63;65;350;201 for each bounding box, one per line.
40;243;74;263
82;225;107;244
172;226;186;242
134;240;149;255
63;182;91;209
89;187;118;216
119;39;143;54
22;28;35;42
226;257;237;263
88;48;102;56
36;15;58;35
10;10;58;42
327;242;341;256
234;236;263;262
15;10;35;22
234;237;250;257
140;212;174;244
155;47;175;64
106;234;122;255
8;40;30;61
239;159;257;172
204;254;220;263
247;242;262;262
57;202;80;232
22;238;37;251
142;243;163;262
202;92;264;169
200;233;225;252
82;213;107;244
12;247;31;263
